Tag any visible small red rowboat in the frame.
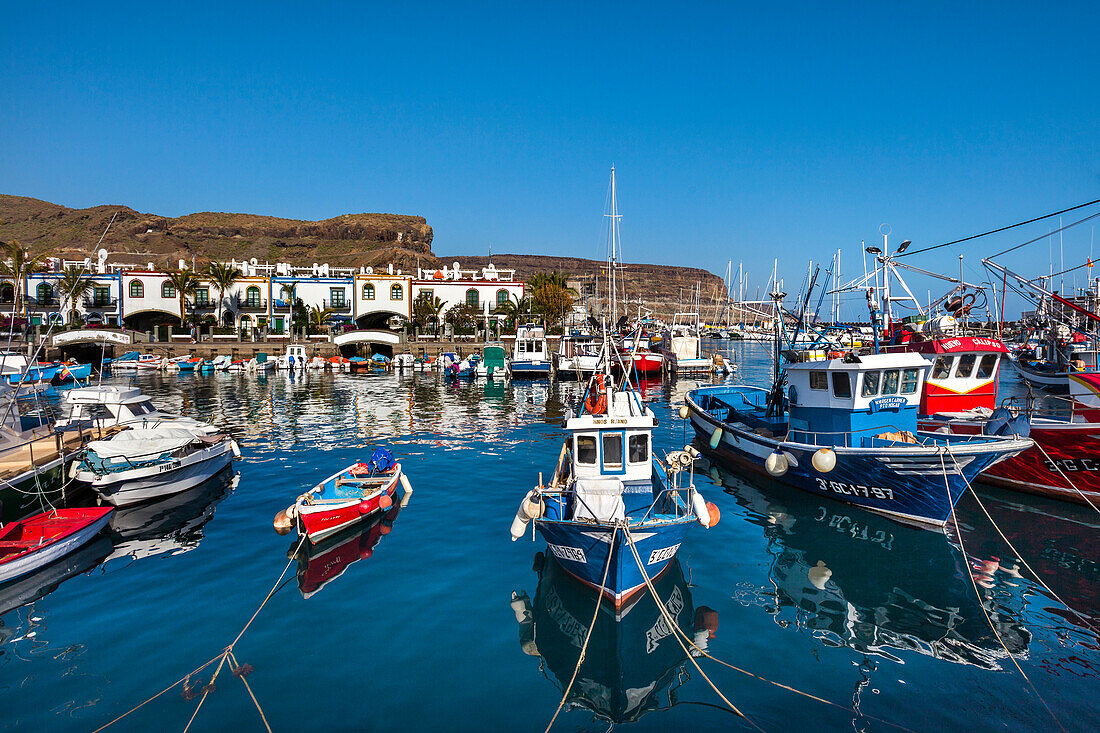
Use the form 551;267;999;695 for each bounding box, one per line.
273;449;410;544
0;507;114;584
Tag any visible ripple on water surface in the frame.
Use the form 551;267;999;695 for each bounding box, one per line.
0;350;1097;731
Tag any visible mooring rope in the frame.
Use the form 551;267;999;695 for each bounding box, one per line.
938;449;1065;733
545;525;618;733
1031;442;1100;516
622;528;762;731
228;651;273;733
944;449;1098;635
623;527;917;733
92;534;307;733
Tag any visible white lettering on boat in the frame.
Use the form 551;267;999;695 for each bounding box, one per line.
547;543;586;564
645;586;684;653
647;544;680;565
814;478;895;501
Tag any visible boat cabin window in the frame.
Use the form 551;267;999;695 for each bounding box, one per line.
602;434;623;469
900;368;920;394
84;404;114;420
832;372;851;399
628;433;649;464
130;401;155;415
881;370;899;395
861;371;880;397
955;354;976;378
576;435;597;464
976;354;998;379
809;371;827;390
932;356;953;379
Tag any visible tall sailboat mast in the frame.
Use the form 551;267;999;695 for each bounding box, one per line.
605;166;622;325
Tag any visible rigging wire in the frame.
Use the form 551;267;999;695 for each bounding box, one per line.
898;199;1100;258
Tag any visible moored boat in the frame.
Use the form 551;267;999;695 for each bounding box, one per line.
0;507;114;584
511;368;717;606
686;352;1033;527
72;426;240;506
275;449;411;544
510;326;553;378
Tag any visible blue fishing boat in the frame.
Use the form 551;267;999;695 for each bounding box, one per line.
511;361;717;607
686;351;1033;527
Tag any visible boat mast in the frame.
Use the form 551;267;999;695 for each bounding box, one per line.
606;166;621;327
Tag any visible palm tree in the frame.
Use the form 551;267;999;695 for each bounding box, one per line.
307;304;334;333
205;261;243;327
412;292;445;335
493;294;533;333
527;271;577;329
1;240;45;316
280;281;300;334
57;267;97;325
165;269;200;329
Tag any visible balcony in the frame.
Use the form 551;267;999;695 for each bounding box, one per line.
26;296;60;308
323;299;352;312
83;297;119;309
239;299;267;311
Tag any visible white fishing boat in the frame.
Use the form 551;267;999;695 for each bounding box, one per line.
393;353;416;371
277;345;309;371
510;326;553;378
53;385;219;436
71;426;240;507
660;313;713;374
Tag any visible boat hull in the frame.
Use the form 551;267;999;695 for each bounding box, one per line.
1013;361;1070;392
920;415;1100;505
510;361;552;378
80;442;237;507
533;519;690;607
0;508;113;584
296;470;401;543
686;394;1025;527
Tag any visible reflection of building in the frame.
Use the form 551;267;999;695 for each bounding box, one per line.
712;466;1031;670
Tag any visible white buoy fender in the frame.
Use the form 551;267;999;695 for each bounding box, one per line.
231;440;242;458
509;513;530;542
691;490;711;527
399;472;414;507
811;447;836;473
765;451;789;476
68;460;81;479
678;405;690;420
709;427;723;450
511;490;543;540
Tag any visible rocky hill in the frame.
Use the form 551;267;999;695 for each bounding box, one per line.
0;194;729;321
448;253;728;321
0;194;435;270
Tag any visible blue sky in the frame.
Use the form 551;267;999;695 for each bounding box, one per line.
2;2;1097;317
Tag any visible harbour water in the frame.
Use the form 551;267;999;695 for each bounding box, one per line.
1;344;1097;731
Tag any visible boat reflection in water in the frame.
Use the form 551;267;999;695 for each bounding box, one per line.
0;533;113;645
709;465;1031;669
106;468;238;564
962;488;1100;639
291;504;403;598
511;554;719;725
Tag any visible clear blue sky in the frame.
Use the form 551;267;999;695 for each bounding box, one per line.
3;2;1097;317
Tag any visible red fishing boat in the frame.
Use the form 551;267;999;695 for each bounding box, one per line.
274;449;410;543
0;507;114;584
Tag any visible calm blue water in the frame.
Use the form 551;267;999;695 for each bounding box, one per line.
0;344;1097;732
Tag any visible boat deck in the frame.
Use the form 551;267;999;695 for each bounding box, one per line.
0;426;122;482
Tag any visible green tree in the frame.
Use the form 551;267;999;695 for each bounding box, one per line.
165;269;200;329
307;304;334;334
527;272;577;329
205;261;243;326
412;292;445;334
1;241;45;315
444;302;480;334
493;294;533;333
57;267;97;325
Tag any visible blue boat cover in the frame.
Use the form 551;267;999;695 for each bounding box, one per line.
369;447;395;473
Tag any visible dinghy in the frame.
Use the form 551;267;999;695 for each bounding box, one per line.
0;506;114;584
274;448;411;544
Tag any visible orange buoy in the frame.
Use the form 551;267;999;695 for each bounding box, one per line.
705;501;720;527
273;509;294;535
378;493;393;510
584;374;607;415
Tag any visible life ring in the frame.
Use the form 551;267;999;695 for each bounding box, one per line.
585;374;607;415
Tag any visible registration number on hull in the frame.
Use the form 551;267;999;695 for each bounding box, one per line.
814;478;895;501
1043;457;1100;473
548;543;586;564
159;460;182;473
